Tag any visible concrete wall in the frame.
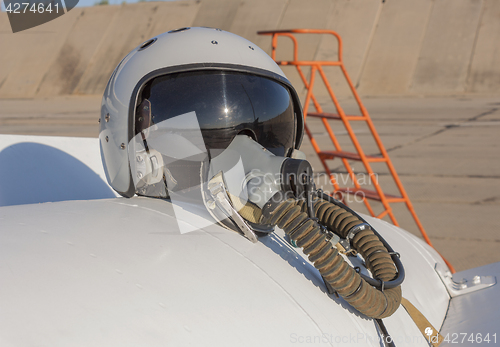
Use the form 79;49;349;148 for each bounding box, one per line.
410;0;483;94
1;0;499;99
36;6;120;97
358;0;432;95
319;0;382;99
467;0;500;93
0;9;81;98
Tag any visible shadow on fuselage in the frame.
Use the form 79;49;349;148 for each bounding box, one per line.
0;142;115;207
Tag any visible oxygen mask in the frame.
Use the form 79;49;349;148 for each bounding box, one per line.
203;135;313;241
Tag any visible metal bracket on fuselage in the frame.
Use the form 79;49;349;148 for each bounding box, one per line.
435;262;496;297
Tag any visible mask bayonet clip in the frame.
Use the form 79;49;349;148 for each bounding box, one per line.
207;172;258;243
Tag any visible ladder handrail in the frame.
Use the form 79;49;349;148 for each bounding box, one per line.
257;29;343;63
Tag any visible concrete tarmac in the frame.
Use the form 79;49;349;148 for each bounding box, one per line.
1;95;499;272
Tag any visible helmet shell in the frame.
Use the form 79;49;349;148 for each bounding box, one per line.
100;27;303;197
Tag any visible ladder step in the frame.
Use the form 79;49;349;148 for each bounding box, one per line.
307;112;366;121
319;150;387;162
336;187;405;203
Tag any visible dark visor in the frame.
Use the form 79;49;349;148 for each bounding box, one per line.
136;70;297;157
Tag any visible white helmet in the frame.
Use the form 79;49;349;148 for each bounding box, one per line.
100;27;304;197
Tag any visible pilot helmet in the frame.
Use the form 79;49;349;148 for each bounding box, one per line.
100;27;304;202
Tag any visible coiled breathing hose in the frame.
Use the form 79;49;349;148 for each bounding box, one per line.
260;193;402;319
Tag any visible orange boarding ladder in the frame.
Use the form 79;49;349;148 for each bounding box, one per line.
257;29;454;273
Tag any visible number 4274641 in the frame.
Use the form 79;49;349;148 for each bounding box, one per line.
5;2;60;14
443;333;497;344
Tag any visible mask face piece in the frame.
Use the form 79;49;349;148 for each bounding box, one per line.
204;135;313;239
208;135;286;209
202;135;288;238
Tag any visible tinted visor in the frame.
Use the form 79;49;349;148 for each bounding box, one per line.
136;70;297;157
